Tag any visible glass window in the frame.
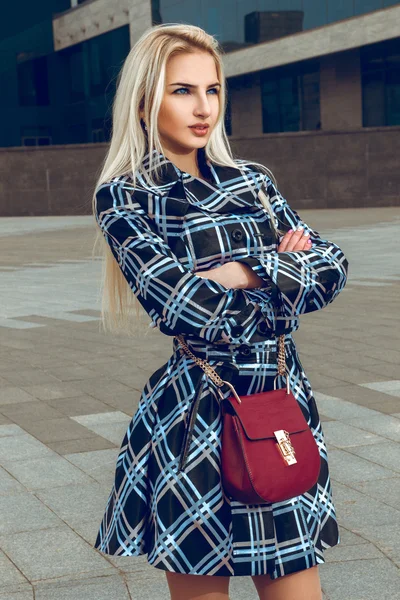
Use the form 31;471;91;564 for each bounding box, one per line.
361;38;400;126
261;60;320;133
21;126;52;146
17;55;49;106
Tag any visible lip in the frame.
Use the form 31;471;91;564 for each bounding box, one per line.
189;124;210;136
189;125;209;129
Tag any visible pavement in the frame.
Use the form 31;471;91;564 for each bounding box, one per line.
0;207;399;600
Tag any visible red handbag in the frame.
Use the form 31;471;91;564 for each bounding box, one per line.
175;333;321;504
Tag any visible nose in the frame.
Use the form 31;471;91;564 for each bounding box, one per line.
194;91;212;117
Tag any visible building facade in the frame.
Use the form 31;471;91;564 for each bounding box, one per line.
0;0;399;214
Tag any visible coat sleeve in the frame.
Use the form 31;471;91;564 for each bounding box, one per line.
95;180;278;343
237;171;349;329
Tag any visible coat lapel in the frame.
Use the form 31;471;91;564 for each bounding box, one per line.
136;147;265;214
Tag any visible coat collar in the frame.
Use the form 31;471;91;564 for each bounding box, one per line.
136;147;265;214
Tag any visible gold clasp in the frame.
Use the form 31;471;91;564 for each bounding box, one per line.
274;429;297;465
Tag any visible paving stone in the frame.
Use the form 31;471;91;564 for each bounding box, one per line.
64;448;119;484
318;383;398;409
43;395;114;417
18;417;98;444
324;541;386;562
0;492;62;535
0;588;33;599
314;392;382;420
329;448;397;485
0;434;54;467
33;573;131;600
66;519;103;547
19;382;84;401
71;378;136;402
332;481;400;533
4;455;94;490
344;441;400;473
346;521;400;568
0;413;12;425
336;526;370;546
46;436;117;455
41;365;102;382
35;482;111;529
0;548;27;588
76;422;129;445
355;395;400;415
71;412;130;444
0;525;112;583
362;362;400;379
125;569;180;599
0;401;65;424
319;559;400;600
360;380;400;393
0;424;27;437
316;364;390;385
0;387;37;406
322;421;384;448
348;477;400;511
71;411;131;427
0;466;26;496
2;369;60;387
346;414;400;442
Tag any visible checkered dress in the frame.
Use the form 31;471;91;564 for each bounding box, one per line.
93;147;349;578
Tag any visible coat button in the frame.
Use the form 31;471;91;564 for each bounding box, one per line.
231;324;244;338
231;229;243;242
238;344;251;356
256;320;271;336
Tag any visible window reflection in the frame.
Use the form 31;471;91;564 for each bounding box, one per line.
362;38;400;126
260;60;320;133
17;54;50;106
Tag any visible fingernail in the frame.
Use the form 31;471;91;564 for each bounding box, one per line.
288;229;293;233
297;226;304;231
307;239;312;244
303;232;309;237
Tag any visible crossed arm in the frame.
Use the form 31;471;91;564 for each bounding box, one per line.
95;174;348;342
197;228;313;289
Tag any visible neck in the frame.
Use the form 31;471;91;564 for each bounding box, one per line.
161;145;204;178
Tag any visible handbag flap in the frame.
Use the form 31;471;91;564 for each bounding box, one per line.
225;388;308;441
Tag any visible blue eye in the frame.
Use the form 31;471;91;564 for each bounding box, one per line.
173;87;219;95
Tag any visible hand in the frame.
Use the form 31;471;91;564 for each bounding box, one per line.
196;261;264;289
278;227;313;252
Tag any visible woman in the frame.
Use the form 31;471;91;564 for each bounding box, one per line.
92;23;348;600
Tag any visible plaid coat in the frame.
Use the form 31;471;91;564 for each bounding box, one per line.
93;147;349;578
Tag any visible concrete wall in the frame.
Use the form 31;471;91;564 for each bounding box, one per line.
224;4;400;78
0;143;106;216
52;0;152;49
1;127;399;216
320;50;363;130
231;127;400;209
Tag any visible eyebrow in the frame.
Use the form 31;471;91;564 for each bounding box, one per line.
168;82;221;88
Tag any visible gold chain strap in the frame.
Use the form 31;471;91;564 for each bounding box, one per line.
175;333;287;395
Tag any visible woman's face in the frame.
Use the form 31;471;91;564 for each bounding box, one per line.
156;51;220;156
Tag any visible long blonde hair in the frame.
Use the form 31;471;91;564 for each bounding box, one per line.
92;23;281;336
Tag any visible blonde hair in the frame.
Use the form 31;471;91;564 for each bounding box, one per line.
92;23;282;336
